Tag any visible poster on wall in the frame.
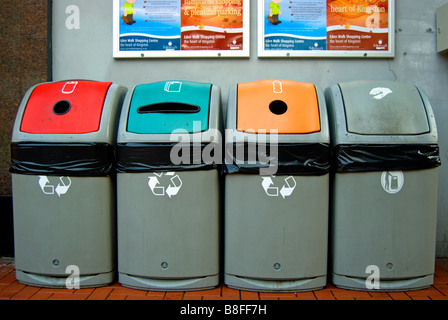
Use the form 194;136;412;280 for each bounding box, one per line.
113;0;250;58
258;0;394;58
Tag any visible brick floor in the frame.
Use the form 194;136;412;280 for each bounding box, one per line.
1;257;447;301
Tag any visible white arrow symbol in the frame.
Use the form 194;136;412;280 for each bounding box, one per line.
148;176;165;196
166;175;182;198
55;177;71;197
39;176;54;195
261;177;279;197
280;176;296;199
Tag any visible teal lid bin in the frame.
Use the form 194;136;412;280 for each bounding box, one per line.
115;80;222;291
127;81;211;134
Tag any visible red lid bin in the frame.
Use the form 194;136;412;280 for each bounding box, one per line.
20;80;113;134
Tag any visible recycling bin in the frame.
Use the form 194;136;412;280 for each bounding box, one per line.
224;79;331;292
10;80;127;288
116;80;221;291
325;80;441;291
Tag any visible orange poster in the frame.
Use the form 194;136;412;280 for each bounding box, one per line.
327;0;390;51
181;0;244;51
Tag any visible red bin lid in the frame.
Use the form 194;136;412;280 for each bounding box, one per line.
20;81;112;134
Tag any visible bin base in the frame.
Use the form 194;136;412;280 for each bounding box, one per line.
331;272;434;292
118;273;219;291
224;274;326;292
15;269;115;288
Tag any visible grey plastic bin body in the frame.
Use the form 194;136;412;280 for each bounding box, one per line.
116;80;221;291
325;80;441;291
224;80;330;292
10;80;127;288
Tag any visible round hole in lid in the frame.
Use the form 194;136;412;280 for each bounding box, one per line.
53;100;71;115
269;100;288;115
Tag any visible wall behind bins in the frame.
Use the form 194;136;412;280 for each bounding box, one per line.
52;0;448;257
0;1;50;196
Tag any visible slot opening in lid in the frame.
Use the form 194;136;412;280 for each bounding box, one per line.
269;100;288;115
137;103;201;114
53;100;71;115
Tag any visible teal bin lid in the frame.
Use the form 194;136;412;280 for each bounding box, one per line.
127;81;211;134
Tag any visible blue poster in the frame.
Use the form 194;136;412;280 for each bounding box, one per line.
263;0;327;51
119;0;181;51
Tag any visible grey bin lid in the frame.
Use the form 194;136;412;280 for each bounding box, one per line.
339;81;430;135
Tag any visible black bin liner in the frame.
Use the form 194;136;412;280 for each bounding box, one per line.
10;142;114;176
224;142;331;176
115;142;220;173
333;144;441;173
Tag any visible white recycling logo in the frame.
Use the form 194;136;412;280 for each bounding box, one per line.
261;176;297;199
148;172;183;198
39;176;72;197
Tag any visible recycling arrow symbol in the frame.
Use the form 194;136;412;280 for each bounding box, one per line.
38;176;72;197
261;176;296;199
148;172;183;198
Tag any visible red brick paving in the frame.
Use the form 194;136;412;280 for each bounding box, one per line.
1;257;447;301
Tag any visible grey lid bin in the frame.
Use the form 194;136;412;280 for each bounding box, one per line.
10;80;127;288
325;80;441;291
115;80;222;291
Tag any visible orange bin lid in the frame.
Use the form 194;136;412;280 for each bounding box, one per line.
237;80;321;134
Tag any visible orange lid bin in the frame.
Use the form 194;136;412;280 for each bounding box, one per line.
236;80;321;134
